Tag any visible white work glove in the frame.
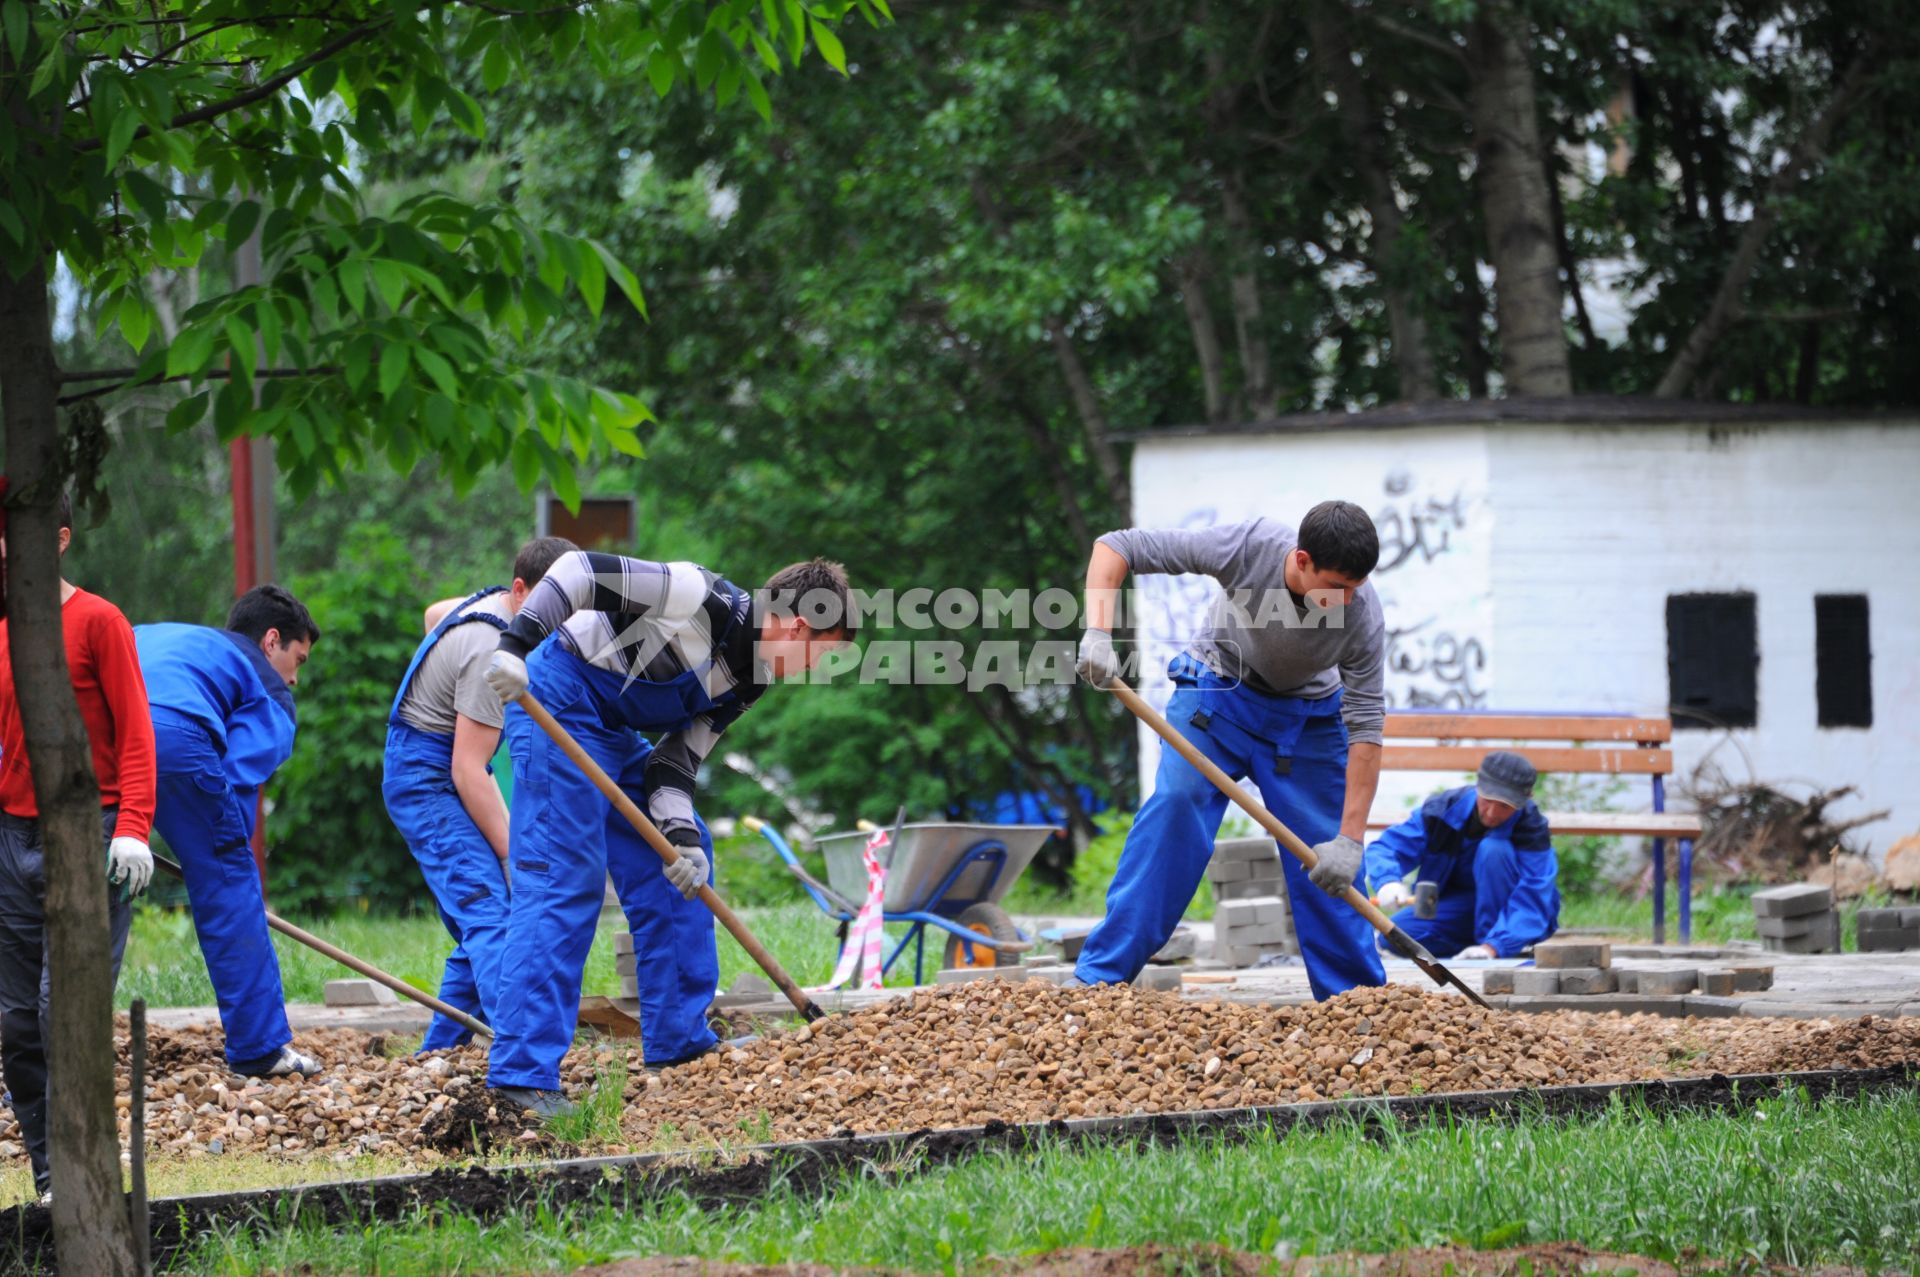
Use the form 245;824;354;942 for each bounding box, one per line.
662;830;709;900
107;837;154;895
1075;628;1118;687
483;650;528;703
1307;835;1364;898
1457;943;1497;960
1376;880;1413;911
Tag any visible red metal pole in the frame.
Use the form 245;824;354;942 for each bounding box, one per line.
229;438;269;890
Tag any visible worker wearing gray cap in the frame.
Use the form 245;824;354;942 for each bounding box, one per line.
1361;750;1560;958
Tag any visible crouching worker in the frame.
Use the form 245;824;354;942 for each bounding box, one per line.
1364;751;1560;959
136;586;322;1077
481;552;854;1115
0;485;156;1201
384;536;576;1050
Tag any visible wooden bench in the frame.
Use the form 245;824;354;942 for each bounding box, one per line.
1363;712;1704;943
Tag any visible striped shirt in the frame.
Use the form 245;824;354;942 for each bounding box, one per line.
498;552;766;837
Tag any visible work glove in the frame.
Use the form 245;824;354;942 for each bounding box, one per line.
1457;943;1497;960
662;828;709;900
1075;628;1118;687
1307;835;1364;898
107;837;154;896
1375;880;1413;911
483;650;529;703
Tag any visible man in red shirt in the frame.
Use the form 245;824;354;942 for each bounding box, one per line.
0;486;157;1200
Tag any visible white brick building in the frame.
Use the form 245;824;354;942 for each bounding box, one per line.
1123;398;1919;859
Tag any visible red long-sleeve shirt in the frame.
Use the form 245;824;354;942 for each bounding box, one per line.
0;588;158;842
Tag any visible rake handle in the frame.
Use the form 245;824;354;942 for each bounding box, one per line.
517;692;826;1022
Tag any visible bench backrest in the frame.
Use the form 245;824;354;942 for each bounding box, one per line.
1379;713;1673;776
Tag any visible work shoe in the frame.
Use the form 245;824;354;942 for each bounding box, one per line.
493;1086;577;1119
236;1045;324;1078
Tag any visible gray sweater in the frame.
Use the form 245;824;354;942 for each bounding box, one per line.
1101;518;1387;745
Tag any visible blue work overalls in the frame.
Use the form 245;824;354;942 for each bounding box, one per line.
1075;654;1386;1000
381;588;511;1050
1364;786;1560;958
136;624;297;1069
487;637;731;1086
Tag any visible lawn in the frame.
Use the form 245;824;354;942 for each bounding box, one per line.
173;1088;1920;1274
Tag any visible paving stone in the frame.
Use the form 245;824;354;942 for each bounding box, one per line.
1511;969;1561;995
1214;877;1283;901
323;979;397;1008
1698;969;1737;997
1205;859;1258;883
1056;929;1093;961
1481;969;1516;995
1150;928;1199;962
1131;967;1183;991
1762;930;1837;955
1212;837;1277;863
1534;942;1612;970
1856;908;1907;930
1857;928;1920;952
934;967;994;985
614;951;637;976
1212;941;1261;967
1218;896;1287;925
1614;969;1640;994
1556;967;1616;995
1024;967;1078;986
613;932;635;955
1637;969;1698;995
1503;995;1689;1017
1220;920;1292;946
1755;913;1820;939
1751;883;1834;918
1903;908;1920;928
1729;966;1774;992
1682;995;1746;1018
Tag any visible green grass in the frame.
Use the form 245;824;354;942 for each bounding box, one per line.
116;900;918;1011
1558;884;1903;948
174;1089;1920;1274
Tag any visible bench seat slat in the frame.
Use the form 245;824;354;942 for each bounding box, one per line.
1383;713;1671;743
1380;744;1673;775
1365;810;1702;837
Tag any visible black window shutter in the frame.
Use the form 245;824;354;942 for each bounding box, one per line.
1814;595;1872;728
1666;593;1758;729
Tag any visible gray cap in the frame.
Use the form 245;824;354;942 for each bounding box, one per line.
1476;750;1537;807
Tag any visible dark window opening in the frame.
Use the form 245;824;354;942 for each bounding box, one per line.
1667;593;1757;729
1814;595;1872;728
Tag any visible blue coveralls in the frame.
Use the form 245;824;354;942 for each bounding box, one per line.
381;588;511;1051
1363;786;1560;958
135;623;297;1069
487;638;729;1086
1075;655;1387;1000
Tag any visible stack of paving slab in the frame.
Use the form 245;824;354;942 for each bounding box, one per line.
1752;883;1840;954
615;930;639;999
1206;837;1297;966
1483;941;1775;1000
1856;906;1920;952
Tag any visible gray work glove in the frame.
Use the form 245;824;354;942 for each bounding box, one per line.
1076;628;1118;687
1307;835;1364;898
484;650;528;703
107;837;154;896
662;828;709;900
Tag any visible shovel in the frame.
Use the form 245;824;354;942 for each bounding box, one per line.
1105;678;1489;1009
516;692;826;1022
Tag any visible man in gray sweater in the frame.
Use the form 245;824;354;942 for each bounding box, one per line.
1073;501;1388;998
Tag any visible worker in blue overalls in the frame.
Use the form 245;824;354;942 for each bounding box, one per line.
1073;503;1389;1000
136;585;322;1076
1364;751;1560;959
478;552;856;1116
383;537;576;1050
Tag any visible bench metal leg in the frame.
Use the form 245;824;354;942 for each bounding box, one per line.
1651;836;1667;946
1678;838;1694;944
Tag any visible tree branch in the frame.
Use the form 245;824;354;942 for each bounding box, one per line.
55;365;339;405
71;18;389;154
1365;12;1470;68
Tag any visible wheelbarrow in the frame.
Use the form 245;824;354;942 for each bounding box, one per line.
743;818;1060;985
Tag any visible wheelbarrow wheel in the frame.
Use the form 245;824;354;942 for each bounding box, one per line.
943;902;1019;970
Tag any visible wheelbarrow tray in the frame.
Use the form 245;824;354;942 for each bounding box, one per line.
816;823;1057;915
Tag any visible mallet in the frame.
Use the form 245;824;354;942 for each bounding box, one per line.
516;691;826;1022
1105;678;1489;1009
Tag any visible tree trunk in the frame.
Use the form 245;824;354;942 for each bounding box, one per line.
1655;57;1873;399
1175;258;1229;423
1468;3;1571;396
1309;8;1438;401
0;259;139;1272
1043;319;1129;515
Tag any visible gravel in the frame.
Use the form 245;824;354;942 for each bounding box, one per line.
1;985;1915;1169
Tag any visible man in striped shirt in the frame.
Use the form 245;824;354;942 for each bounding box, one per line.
480;552;855;1114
